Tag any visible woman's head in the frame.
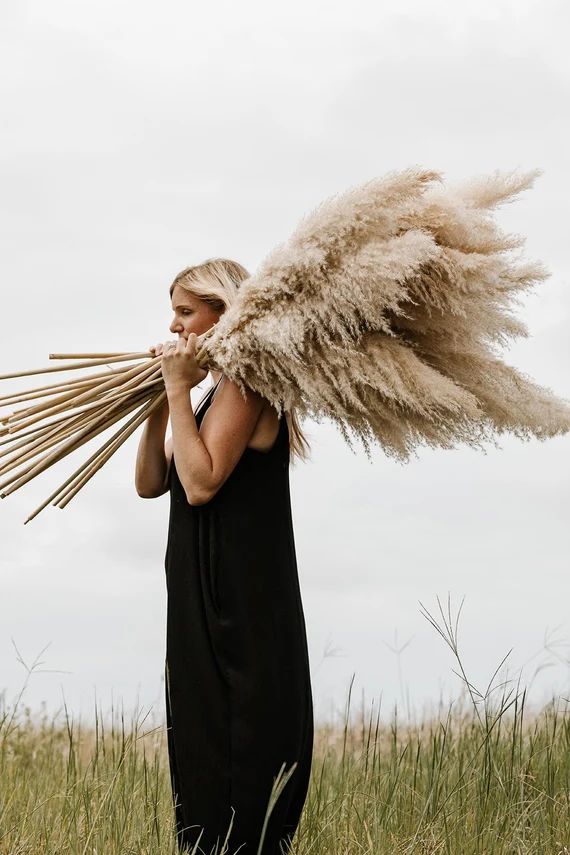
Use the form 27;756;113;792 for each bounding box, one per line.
169;258;251;339
168;256;311;464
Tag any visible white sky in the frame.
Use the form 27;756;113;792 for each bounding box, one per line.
1;0;569;729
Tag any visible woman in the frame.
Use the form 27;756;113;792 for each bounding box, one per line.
135;258;314;855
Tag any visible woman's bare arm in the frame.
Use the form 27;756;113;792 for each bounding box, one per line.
168;376;264;505
135;342;174;499
135;397;172;498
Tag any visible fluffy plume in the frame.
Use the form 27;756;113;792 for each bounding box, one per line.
196;166;570;461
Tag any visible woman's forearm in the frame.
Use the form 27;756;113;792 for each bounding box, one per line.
167;384;214;505
135;397;170;497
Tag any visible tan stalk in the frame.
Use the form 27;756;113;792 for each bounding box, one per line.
5;358;160;431
4;357;155;422
55;391;168;509
0;395;124;446
0;351;152;381
48;352;141;359
0;380;109;408
0;423;57;453
0;367;131;405
23;391;160;523
97;375;164;404
0;390;150;492
0;379;134;474
0;386;154;496
0;372;163;473
0;407;97;474
4;363;162;435
6;384;136;435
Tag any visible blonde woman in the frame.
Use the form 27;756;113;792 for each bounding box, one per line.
135;258;314;855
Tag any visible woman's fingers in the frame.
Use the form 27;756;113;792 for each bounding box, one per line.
150;339;185;357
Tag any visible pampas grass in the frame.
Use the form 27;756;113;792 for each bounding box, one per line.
196;166;570;459
2;166;568;520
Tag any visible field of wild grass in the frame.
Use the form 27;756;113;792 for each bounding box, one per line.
2;600;570;854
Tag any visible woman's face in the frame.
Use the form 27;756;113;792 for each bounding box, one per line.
169;283;222;340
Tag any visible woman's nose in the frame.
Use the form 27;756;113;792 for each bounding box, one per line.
170;318;181;334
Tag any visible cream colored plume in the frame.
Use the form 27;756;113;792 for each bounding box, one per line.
196;166;570;461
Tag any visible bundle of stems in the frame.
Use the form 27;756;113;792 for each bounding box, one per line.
0;352;167;523
4;166;569;522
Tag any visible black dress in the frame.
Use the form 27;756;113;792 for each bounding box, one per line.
164;378;314;855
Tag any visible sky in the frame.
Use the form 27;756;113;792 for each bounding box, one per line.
1;0;569;730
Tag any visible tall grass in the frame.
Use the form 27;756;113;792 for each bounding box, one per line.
2;597;570;854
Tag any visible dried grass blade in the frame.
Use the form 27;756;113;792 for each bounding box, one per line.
0;352;152;381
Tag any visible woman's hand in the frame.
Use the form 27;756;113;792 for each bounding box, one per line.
151;334;208;393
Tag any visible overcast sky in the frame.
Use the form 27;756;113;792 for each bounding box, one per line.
1;0;569;730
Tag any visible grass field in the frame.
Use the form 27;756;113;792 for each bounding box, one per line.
2;598;570;854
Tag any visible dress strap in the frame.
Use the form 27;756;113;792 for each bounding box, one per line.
194;377;222;416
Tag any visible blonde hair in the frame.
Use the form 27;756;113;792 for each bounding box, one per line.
169;257;311;464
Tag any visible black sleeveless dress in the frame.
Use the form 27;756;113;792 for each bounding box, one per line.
164;378;314;855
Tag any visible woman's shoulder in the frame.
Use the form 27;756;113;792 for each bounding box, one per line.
211;374;282;454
